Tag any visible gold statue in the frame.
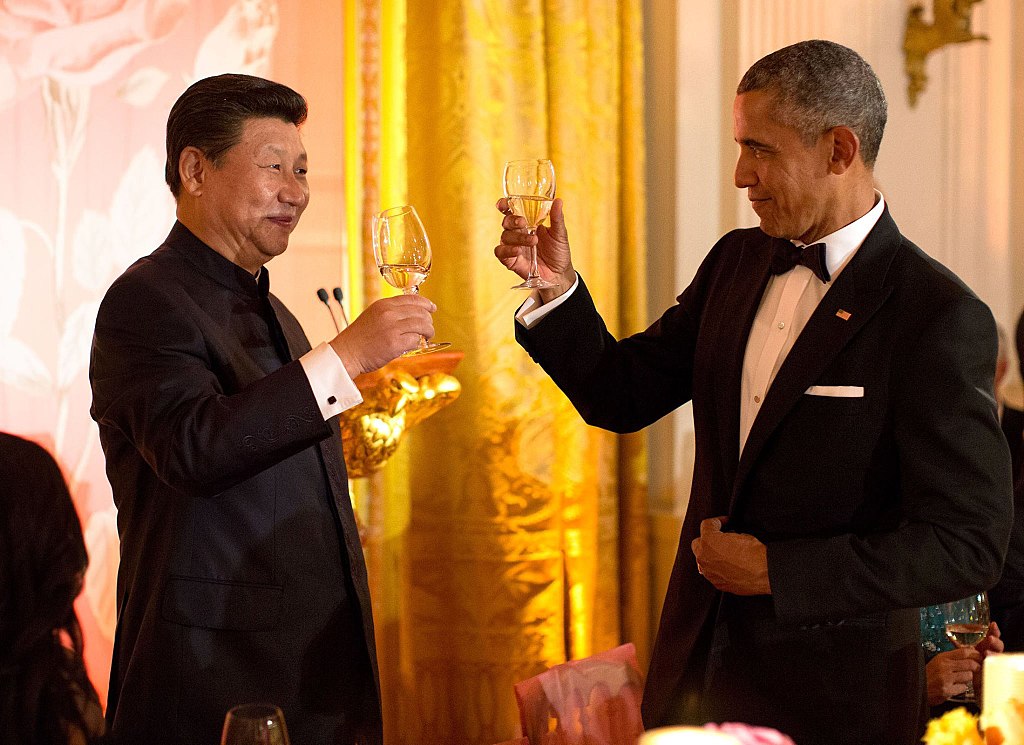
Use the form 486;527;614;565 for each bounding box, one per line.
904;0;988;107
338;351;463;477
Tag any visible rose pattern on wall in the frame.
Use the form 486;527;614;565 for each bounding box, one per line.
0;0;280;700
0;0;190;108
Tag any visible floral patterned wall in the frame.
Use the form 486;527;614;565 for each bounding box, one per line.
0;0;284;703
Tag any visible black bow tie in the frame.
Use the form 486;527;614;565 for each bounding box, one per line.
770;240;831;283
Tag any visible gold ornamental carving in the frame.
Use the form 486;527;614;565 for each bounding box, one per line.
903;0;988;107
339;350;462;477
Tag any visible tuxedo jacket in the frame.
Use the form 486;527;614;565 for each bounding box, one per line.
989;309;1024;652
517;209;1012;745
90;222;381;745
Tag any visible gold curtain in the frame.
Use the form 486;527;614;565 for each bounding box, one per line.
346;2;649;743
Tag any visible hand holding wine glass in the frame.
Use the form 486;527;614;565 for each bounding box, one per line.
371;205;450;356
502;159;559;290
942;591;991;702
495;201;575;304
221;703;290;745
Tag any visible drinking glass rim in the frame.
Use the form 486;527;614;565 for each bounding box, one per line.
376;204;419;219
226;703;285;717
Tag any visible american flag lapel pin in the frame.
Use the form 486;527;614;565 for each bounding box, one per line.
835;309;852;321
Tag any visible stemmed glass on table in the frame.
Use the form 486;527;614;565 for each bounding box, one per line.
221;703;291;745
503;158;557;290
942;590;991;702
371;204;450;355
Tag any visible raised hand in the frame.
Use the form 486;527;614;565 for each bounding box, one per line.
495;197;576;301
329;294;436;377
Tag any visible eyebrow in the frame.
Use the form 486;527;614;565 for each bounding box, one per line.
737;137;775;150
258;144;307;162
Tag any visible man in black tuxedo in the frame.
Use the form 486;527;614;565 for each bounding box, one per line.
90;74;438;745
494;40;1011;745
989;311;1024;652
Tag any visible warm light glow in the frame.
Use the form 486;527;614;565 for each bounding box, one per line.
637;728;741;744
343;0;365;315
982;653;1024;740
380;0;408;210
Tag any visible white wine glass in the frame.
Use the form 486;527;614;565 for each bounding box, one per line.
371;204;450;356
942;591;990;702
221;703;291;745
503;158;557;290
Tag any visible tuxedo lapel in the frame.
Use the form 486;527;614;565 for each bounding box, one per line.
730;210;901;511
711;233;775;484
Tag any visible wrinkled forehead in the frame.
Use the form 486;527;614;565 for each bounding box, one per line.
235;117;307;155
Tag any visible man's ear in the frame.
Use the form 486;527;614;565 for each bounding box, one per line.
828;126;860;175
179;146;207;196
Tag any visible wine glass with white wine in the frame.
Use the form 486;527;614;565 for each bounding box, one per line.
221;703;291;745
942;591;990;702
503;158;557;290
371;204;450;355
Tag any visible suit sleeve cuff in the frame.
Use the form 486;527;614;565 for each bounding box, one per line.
514;275;581;329
299;342;363;420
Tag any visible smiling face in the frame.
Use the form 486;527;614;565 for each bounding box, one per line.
187;116;309;273
733;90;838;244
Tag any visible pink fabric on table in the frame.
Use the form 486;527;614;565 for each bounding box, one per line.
703;722;797;745
514;643;645;745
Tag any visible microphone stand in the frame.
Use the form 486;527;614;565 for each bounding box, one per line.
332;287;350;329
316;288;340;333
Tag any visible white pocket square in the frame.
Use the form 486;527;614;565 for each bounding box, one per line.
805;385;864;398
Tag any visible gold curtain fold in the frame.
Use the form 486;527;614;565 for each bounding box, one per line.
346;2;649;743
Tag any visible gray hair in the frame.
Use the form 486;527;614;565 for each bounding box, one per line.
737;40;887;167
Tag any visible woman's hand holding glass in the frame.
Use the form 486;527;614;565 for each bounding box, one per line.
940;592;994;703
925;621;1002;706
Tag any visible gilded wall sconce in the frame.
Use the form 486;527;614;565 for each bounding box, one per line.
338;350;463;477
903;0;988;107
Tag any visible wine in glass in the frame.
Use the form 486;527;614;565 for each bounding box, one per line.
942;591;990;702
503;158;557;290
371;204;450;356
221;703;291;745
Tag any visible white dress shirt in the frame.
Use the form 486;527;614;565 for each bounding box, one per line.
516;191;886;455
739;192;885;452
300;342;363;419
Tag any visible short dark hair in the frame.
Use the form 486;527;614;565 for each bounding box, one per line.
737;40;887;167
164;73;308;198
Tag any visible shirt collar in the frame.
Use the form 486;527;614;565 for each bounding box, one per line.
795;189;885;278
167;221;267;298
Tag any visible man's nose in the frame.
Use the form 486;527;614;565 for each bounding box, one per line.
734;154;756;189
281;175;308;206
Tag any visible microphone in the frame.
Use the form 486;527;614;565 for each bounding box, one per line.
332;287;350;329
316;288;340;333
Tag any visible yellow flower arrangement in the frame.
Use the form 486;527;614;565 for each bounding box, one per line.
922;708;984;745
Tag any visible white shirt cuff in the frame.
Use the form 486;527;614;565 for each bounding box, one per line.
299;342;363;419
514;275;580;329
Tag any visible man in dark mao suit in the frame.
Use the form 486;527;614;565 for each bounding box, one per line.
494;41;1012;745
90;74;439;745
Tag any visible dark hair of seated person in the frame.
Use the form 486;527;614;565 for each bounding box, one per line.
0;432;105;745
